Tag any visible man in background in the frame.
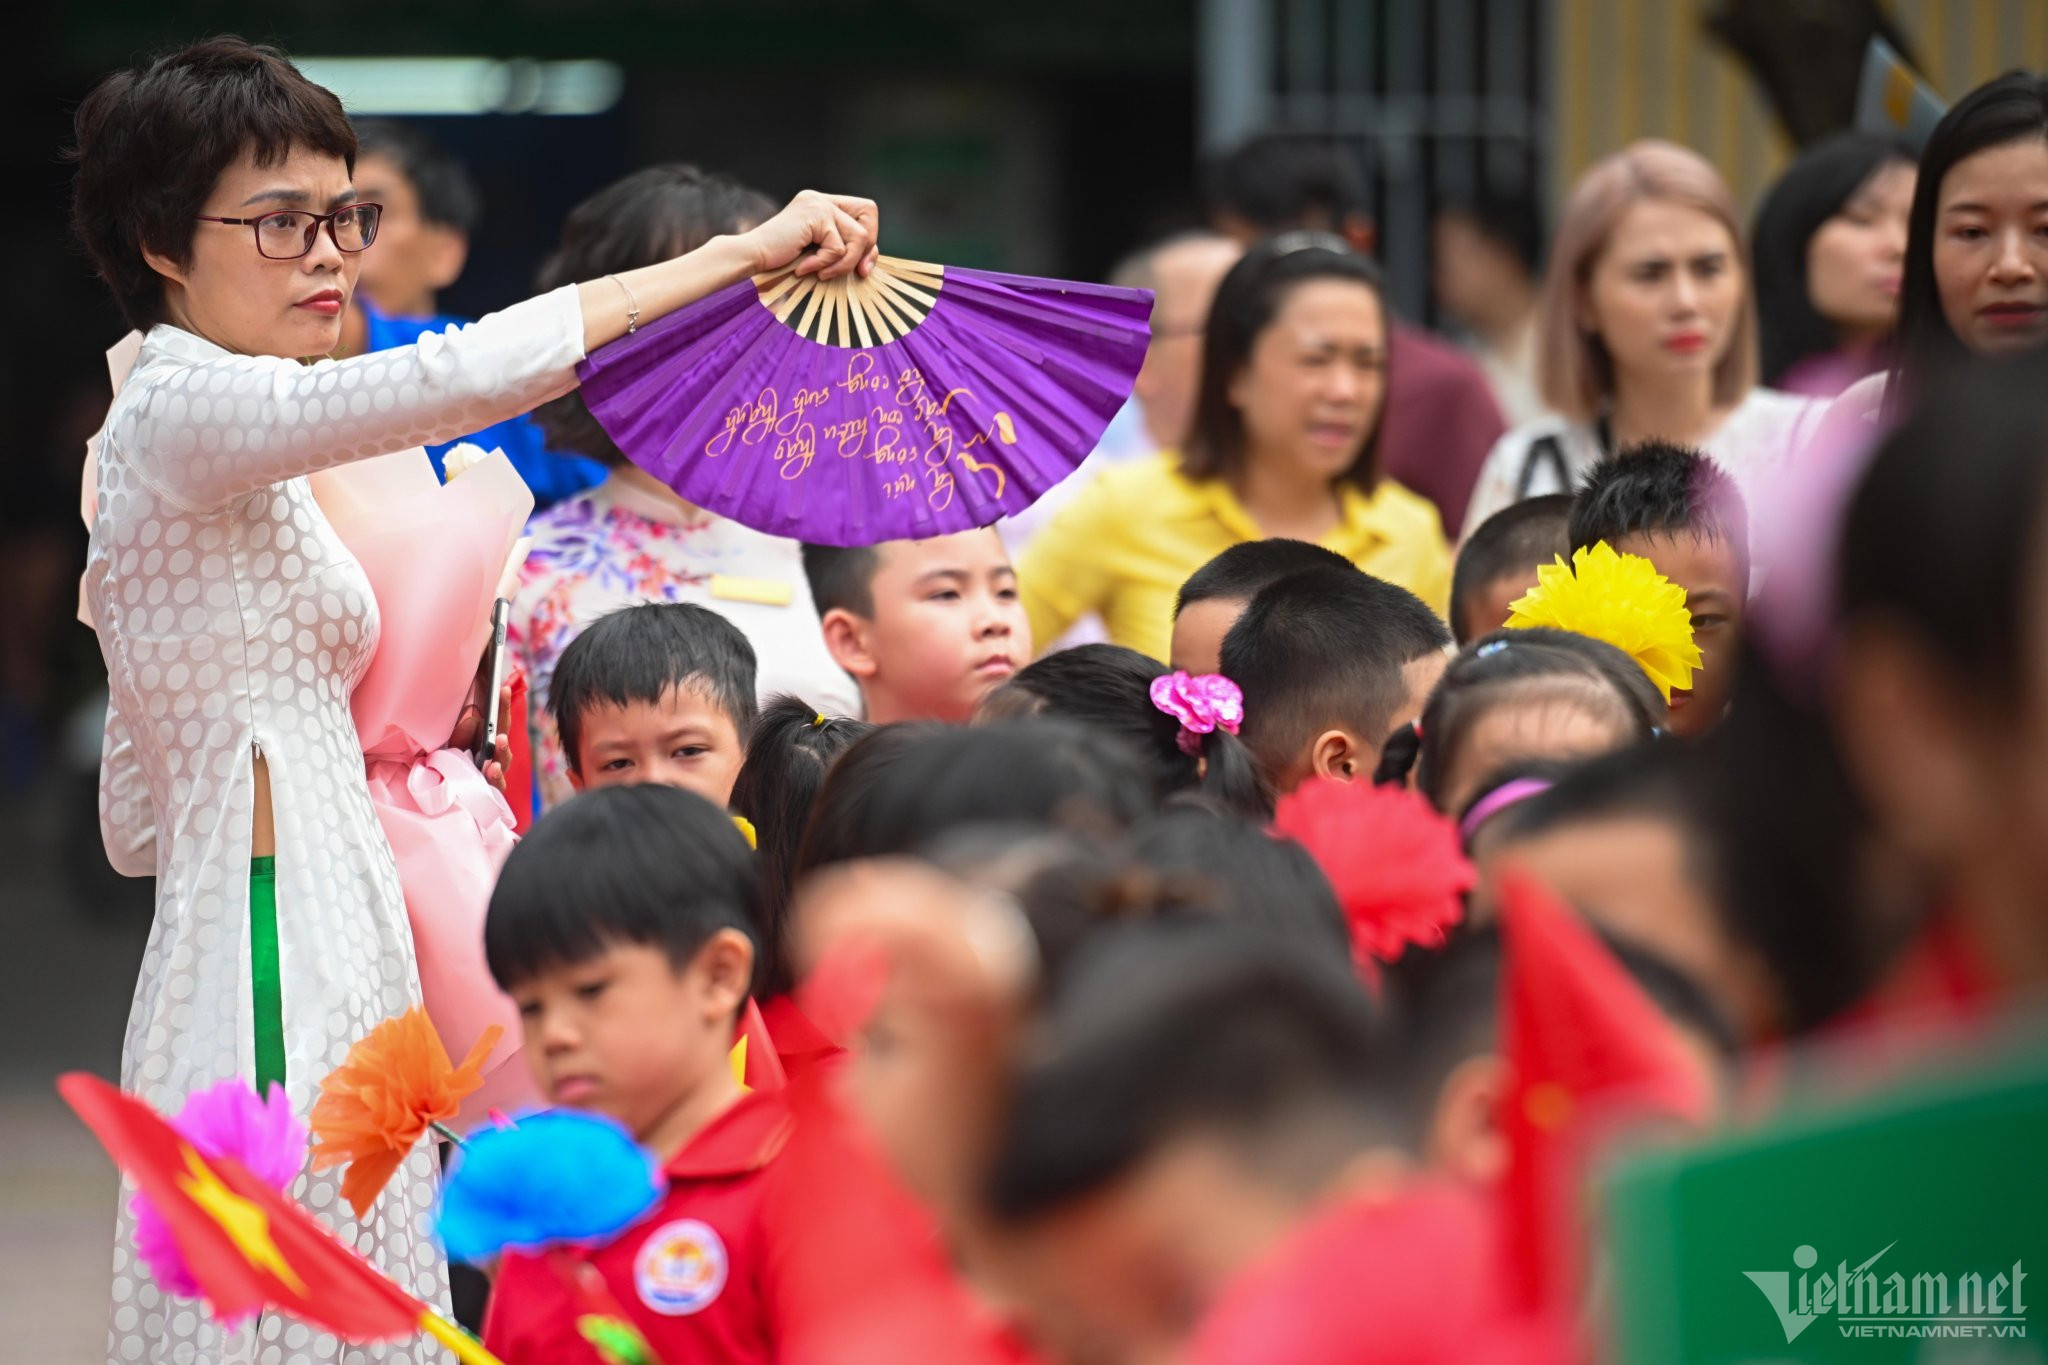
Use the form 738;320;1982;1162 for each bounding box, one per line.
1433;190;1547;428
340;120;605;507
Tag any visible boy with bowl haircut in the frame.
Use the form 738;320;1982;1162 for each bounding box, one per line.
548;601;759;809
482;784;788;1363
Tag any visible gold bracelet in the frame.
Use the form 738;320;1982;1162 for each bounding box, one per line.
607;273;641;334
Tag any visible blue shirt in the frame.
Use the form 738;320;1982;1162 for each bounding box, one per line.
361;302;607;508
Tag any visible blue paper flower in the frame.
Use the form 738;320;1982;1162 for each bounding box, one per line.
437;1110;666;1262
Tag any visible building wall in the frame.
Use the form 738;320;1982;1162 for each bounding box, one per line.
1552;0;2048;214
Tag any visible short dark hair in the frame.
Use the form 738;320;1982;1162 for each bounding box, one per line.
1569;441;1750;583
1182;236;1393;494
533;165;778;465
1375;628;1665;807
1175;539;1360;617
1450;495;1573;645
1205;132;1370;232
485;783;757;992
1434;188;1547;277
985;921;1404;1222
546;603;759;775
70;37;358;331
800;543;881;619
1222;568;1452;779
353;119;480;233
793;719;1156;878
727;696;874;999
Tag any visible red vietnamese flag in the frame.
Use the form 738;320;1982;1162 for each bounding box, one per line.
59;1073;422;1341
1494;870;1714;1314
505;669;535;836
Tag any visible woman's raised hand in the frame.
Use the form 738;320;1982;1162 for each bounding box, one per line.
740;190;880;280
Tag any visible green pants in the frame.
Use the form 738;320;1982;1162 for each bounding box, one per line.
250;856;285;1095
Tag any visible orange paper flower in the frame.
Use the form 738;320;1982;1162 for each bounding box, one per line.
310;1008;502;1220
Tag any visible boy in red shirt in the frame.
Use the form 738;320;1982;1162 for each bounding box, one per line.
479;783;791;1364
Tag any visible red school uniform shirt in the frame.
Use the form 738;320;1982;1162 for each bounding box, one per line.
484;1090;796;1365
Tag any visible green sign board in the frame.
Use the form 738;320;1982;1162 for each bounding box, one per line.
1603;1039;2048;1361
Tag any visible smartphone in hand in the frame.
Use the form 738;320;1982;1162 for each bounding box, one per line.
474;598;511;768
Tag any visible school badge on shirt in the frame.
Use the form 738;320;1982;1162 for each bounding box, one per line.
634;1219;729;1315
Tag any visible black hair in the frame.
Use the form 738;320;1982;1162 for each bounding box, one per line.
1174;538;1360;618
546;602;759;776
1492;741;1726;911
976;644;1205;800
533;165;778;465
485;783;757;992
1182;234;1393;494
799;543;881;619
1126;808;1350;960
1699;357;2048;1032
352;118;480;234
1568;440;1751;583
1449;495;1574;645
984;921;1402;1223
1222;567;1452;785
1381;921;1736;1127
1434;186;1546;277
1749;132;1913;388
1892;71;2048;406
726;696;875;1000
793;719;1156;880
1844;350;2048;703
70;37;359;331
1375;628;1664;809
1205;132;1370;233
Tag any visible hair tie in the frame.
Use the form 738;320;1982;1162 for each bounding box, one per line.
1150;671;1245;757
1457;778;1554;843
813;713;828;728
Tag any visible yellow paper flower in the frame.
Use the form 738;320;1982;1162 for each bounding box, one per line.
1504;542;1703;701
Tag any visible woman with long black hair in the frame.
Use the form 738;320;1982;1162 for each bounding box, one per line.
1749;133;1915;397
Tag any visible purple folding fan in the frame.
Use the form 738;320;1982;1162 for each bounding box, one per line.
575;255;1152;546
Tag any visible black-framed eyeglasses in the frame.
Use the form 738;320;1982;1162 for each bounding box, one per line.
194;203;383;260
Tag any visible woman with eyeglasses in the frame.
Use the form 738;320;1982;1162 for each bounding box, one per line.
70;38;876;1363
1018;232;1453;668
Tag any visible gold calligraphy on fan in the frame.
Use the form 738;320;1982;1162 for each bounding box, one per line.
702;351;1017;510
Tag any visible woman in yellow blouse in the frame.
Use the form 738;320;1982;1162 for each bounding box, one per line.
1020;232;1452;663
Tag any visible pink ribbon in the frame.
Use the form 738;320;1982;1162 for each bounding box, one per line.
1150;670;1246;756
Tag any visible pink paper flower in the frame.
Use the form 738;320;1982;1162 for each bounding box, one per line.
130;1079;308;1313
1150;671;1245;756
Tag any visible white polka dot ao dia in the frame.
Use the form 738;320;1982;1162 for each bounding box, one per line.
86;289;586;1363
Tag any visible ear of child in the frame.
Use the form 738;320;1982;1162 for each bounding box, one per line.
819;607;882;682
1424;1053;1509;1186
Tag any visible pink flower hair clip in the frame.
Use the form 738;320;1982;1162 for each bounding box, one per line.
1150;670;1246;756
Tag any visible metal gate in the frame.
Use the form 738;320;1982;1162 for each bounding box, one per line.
1197;0;1552;325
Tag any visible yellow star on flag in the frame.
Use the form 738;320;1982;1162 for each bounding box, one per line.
175;1144;309;1295
728;1036;751;1093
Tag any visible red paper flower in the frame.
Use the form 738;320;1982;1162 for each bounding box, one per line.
1271;779;1476;976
